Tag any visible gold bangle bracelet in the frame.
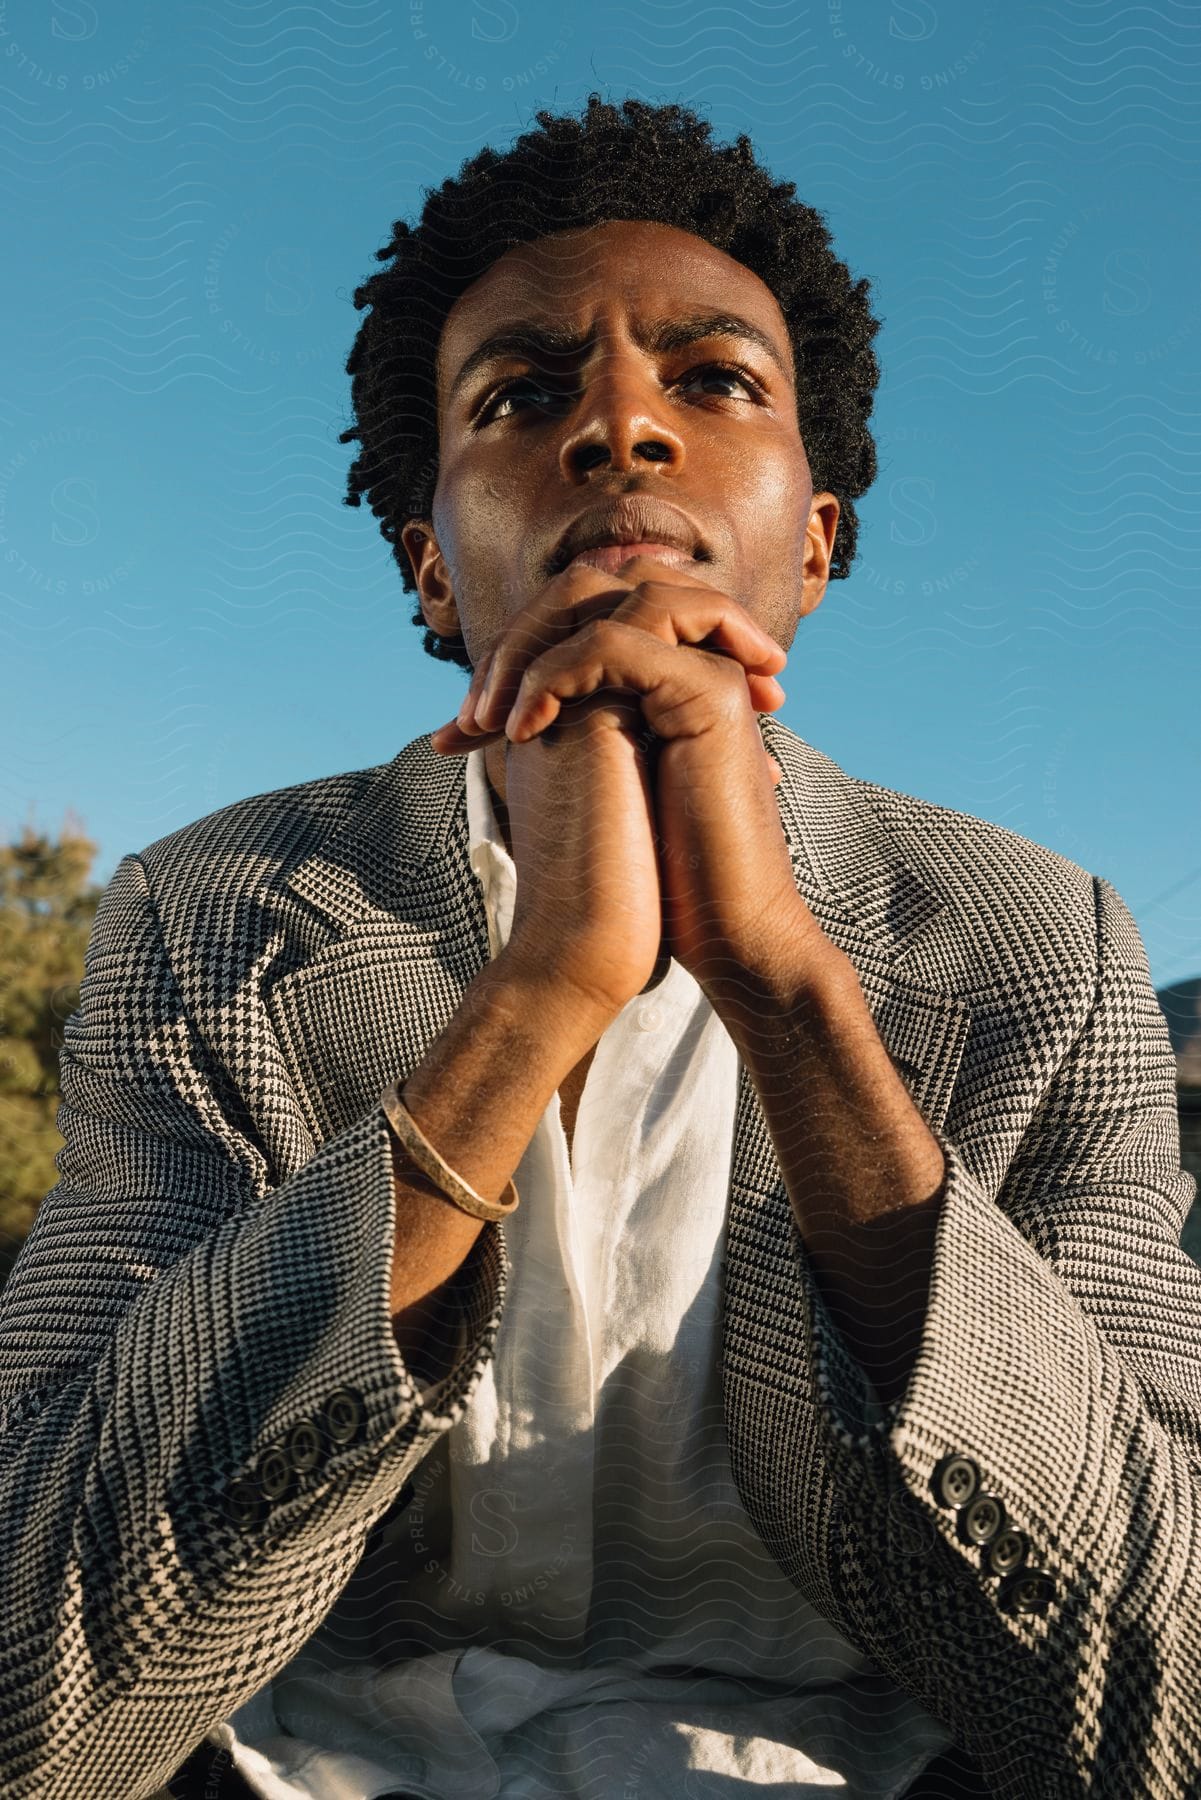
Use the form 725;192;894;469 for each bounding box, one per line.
380;1077;520;1224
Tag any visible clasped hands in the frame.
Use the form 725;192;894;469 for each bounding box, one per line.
429;555;836;1001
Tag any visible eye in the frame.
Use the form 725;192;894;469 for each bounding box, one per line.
676;361;766;402
476;375;570;424
473;358;767;425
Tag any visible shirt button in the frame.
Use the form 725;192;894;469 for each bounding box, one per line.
636;1005;662;1032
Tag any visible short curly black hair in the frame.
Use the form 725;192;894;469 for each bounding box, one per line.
340;95;884;673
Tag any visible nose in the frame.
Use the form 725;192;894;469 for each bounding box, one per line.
558;350;685;480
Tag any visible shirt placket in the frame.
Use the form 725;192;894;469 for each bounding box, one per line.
567;975;683;1383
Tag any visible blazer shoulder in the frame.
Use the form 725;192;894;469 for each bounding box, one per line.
765;724;1102;975
130;758;390;914
859;773;1102;963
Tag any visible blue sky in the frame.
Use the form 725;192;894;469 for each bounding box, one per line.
2;0;1198;992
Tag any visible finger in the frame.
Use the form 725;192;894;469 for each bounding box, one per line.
432;668;782;754
746;671;788;712
604;556;786;676
432;711;786;790
471;564;637;735
475;571;785;735
429;717;507;755
432;685;649;756
603;577;786;676
456;642;497;732
468;553;784;733
584;579;788;718
504;617;765;744
429;643;504;753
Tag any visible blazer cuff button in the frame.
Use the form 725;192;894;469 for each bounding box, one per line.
222;1477;269;1529
286;1418;324;1474
322;1387;366;1447
956;1492;1006;1546
999;1569;1055;1615
931;1453;980;1509
255;1445;293;1502
984;1528;1030;1579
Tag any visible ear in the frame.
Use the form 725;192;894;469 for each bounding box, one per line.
797;492;840;621
400;520;464;643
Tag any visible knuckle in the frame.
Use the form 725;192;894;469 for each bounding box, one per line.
558;561;611;590
622;591;674;629
628;577;676;610
509;631;544;666
584;615;626;648
708;648;743;685
713;670;750;722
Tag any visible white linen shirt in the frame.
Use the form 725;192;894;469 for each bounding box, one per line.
215;747;954;1800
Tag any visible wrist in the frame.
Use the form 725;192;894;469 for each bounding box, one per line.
701;924;855;1054
482;950;615;1072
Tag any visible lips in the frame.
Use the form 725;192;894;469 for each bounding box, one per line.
566;541;696;576
548;495;706;577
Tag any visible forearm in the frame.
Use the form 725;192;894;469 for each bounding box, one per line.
711;941;947;1407
388;951;610;1378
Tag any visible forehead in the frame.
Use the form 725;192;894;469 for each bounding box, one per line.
436;219;790;393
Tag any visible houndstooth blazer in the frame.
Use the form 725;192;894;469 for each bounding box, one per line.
0;714;1197;1799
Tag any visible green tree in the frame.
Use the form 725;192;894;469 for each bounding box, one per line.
0;817;101;1289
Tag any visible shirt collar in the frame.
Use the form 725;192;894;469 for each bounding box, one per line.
466;747;517;959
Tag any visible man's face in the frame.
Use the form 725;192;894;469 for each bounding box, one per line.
402;218;840;667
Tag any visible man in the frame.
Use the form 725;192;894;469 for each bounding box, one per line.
1;96;1197;1800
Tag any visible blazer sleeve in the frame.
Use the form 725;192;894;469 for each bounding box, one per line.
0;853;509;1800
792;873;1201;1799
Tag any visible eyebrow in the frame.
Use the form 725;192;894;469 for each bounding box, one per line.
445;310;794;403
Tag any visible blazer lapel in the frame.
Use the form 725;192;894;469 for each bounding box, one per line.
754;712;972;1134
266;738;491;1146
